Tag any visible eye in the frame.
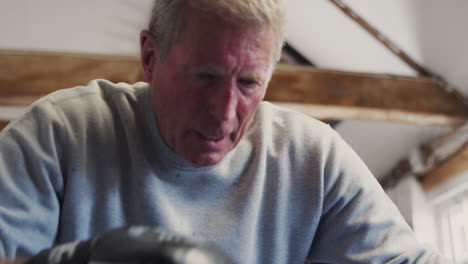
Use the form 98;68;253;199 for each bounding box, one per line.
238;78;260;88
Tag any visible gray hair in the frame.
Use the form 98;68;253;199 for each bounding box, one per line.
148;0;286;60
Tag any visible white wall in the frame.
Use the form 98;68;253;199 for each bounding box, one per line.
0;0;152;54
409;0;468;98
336;121;449;178
387;176;438;249
286;0;421;76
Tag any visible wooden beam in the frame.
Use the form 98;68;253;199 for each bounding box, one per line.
0;50;144;98
274;103;466;127
381;122;468;190
267;65;468;124
0;121;9;131
1;50;467;125
420;142;468;191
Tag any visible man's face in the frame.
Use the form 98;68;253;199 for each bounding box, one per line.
142;11;277;167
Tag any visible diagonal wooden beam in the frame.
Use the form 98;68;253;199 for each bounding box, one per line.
381;122;468;190
420;142;468;190
1;50;467;126
0;121;9;131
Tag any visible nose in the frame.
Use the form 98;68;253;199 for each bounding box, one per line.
207;78;237;123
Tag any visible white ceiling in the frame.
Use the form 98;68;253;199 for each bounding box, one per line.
0;0;466;179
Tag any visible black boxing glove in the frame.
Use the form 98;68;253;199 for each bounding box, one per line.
25;226;232;264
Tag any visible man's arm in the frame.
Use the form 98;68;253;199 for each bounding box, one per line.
306;132;441;263
0;98;64;257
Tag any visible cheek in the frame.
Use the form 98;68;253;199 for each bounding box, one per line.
238;94;263;122
161;84;206;126
177;90;206;117
159;74;200;107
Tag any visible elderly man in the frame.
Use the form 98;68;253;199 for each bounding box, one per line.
0;0;440;263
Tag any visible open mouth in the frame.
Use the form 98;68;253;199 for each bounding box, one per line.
192;129;230;148
204;136;223;141
195;131;226;143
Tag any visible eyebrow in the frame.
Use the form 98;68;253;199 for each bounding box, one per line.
189;65;269;82
189;65;225;75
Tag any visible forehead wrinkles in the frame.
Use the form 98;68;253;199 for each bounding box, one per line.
177;12;275;76
199;43;272;80
237;27;276;77
213;27;274;76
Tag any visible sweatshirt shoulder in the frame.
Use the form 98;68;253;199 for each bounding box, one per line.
7;79;152;137
47;79;150;106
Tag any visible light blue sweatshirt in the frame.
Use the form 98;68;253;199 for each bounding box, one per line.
0;80;440;263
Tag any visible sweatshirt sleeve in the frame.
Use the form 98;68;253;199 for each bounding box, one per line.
306;132;442;263
0;97;64;258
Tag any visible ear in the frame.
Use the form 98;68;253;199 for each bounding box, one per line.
140;30;159;83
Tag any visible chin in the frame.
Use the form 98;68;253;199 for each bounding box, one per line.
187;152;226;168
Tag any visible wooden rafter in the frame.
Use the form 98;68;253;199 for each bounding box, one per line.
382;143;468;192
0;50;144;102
0;121;8;131
381;123;468;190
268;65;467;125
420;142;468;190
1;50;467;126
